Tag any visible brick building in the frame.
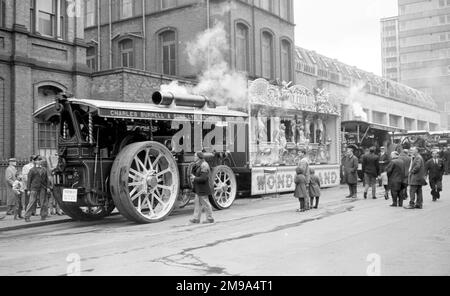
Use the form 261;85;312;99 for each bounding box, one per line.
0;0;91;160
295;46;441;131
0;0;295;160
83;0;295;98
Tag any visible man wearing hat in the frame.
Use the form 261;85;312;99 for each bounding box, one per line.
21;155;37;215
189;151;214;224
5;158;19;217
386;151;405;207
25;156;49;222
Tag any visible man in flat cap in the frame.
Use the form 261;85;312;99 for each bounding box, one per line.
190;151;214;224
25;156;49;222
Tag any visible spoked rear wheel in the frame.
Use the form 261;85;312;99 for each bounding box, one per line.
209;165;237;210
110;141;180;224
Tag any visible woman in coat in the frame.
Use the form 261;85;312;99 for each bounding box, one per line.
294;167;308;212
342;148;359;198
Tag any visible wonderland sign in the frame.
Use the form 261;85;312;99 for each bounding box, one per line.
251;165;340;195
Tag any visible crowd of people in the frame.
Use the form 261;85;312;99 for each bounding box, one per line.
1;155;63;222
1;146;446;223
342;145;445;209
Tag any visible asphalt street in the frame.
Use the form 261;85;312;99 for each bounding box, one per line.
0;177;449;276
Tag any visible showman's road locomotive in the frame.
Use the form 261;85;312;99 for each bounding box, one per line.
34;92;249;223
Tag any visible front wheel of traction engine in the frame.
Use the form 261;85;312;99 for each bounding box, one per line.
209;165;237;210
110;141;180;224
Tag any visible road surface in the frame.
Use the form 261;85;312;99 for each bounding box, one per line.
0;178;449;276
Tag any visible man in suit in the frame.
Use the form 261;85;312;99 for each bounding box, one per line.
362;147;380;199
342;148;359;198
386;151;405;207
398;149;411;201
406;147;427;209
425;150;445;201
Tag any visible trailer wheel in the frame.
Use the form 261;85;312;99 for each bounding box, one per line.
110;141;180;224
209;165;237;210
52;188;115;221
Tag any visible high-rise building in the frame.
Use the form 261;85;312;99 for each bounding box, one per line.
380;16;400;82
396;0;450;129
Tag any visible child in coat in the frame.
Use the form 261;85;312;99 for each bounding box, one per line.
295;167;308;212
309;168;321;209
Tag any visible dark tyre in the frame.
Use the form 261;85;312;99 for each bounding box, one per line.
110;141;180;224
208;165;237;210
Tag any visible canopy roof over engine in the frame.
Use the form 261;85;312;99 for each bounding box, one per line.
34;98;249;123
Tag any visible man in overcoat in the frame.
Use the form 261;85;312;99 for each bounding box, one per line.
362;147;380;199
190;152;214;224
5;158;18;216
406;147;427;209
386;152;405;207
342;148;359;198
425;150;445;201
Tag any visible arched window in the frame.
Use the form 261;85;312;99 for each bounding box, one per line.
160;30;176;76
37;85;63;157
119;39;134;68
281;39;292;81
261;31;274;79
86;46;97;71
235;23;249;73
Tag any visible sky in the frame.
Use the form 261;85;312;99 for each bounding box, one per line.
294;0;398;76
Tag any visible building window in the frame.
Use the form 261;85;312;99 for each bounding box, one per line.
31;0;66;39
280;0;291;20
235;23;249;73
281;39;292;82
87;46;97;71
119;39;134;68
261;31;273;79
260;0;272;11
160;31;176;76
37;0;56;36
161;0;177;10
38;123;58;156
0;0;5;28
85;0;96;27
120;0;133;19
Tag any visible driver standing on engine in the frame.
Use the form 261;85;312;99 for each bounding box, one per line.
190;151;215;224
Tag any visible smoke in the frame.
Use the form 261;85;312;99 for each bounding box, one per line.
160;81;191;95
186;22;248;108
348;82;368;121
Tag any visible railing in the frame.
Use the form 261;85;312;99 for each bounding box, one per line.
0;159;27;205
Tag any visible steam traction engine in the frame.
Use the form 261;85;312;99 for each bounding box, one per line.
33;92;249;224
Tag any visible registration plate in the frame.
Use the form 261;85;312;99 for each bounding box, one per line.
63;189;78;203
